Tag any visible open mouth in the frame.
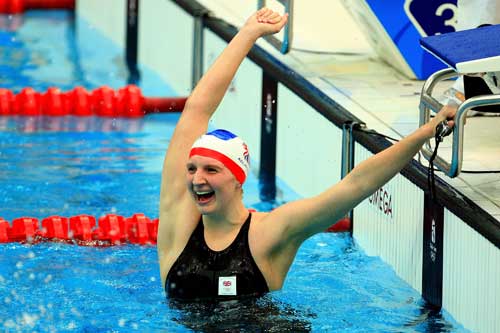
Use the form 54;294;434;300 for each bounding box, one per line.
195;190;215;204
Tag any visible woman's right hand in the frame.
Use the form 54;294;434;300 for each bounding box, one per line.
426;103;458;139
243;8;288;38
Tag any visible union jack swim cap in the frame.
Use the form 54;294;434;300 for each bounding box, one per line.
189;129;250;184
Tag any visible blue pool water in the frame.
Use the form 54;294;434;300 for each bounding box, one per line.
0;10;469;333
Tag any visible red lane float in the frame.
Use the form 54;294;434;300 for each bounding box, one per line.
0;217;10;242
0;213;159;245
42;215;69;239
143;96;187;114
8;217;39;241
0;0;75;14
15;87;40;116
69;214;95;241
70;86;92;116
126;213;152;244
0;85;187;117
0;89;14;115
326;217;351;233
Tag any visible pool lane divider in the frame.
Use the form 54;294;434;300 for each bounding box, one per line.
0;213;158;246
0;85;186;117
0;0;74;14
0;212;351;246
326;217;351;233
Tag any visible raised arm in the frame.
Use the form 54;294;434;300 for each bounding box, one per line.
259;105;456;264
157;9;288;251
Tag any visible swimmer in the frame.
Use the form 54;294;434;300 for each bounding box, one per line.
157;8;457;300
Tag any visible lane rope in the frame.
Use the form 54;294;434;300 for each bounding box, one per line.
0;85;186;117
0;213;158;246
0;212;350;246
0;0;75;14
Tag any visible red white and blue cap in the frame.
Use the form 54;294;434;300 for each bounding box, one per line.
189;129;250;184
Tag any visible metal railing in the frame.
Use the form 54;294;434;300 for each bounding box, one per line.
419;68;500;177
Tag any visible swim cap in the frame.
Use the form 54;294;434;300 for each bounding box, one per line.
189;129;250;184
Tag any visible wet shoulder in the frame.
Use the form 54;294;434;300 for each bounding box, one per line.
249;211;269;224
248;211;272;241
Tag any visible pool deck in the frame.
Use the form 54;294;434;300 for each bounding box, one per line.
201;2;500;222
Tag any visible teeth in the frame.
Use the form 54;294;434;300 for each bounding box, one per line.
195;191;212;195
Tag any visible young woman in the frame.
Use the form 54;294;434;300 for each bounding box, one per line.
157;8;456;300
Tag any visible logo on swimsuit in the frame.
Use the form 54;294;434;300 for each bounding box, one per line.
404;0;458;36
218;276;237;296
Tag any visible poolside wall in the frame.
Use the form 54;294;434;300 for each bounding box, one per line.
77;1;500;332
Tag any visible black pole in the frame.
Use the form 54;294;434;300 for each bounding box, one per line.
422;195;444;309
259;72;278;202
126;0;140;84
192;15;204;88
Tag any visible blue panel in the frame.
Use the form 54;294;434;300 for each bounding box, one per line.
365;0;457;79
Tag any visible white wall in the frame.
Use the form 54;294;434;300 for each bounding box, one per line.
277;85;343;197
76;0;127;48
138;0;194;95
443;210;500;333
77;0;193;95
353;144;424;293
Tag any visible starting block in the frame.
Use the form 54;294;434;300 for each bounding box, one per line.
419;24;500;177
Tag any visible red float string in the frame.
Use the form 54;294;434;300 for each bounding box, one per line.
0;0;75;14
0;213;158;246
0;213;351;246
0;85;186;117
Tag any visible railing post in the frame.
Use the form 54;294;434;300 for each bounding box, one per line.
341;121;363;230
126;0;140;84
259;72;278;202
422;196;444;310
192;13;205;89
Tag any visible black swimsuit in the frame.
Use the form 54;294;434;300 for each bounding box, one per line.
165;213;269;300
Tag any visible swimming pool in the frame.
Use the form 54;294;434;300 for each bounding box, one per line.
0;9;469;332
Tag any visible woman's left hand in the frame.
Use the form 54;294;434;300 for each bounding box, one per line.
243;8;288;37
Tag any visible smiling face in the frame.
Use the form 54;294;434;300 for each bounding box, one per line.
186;155;242;215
